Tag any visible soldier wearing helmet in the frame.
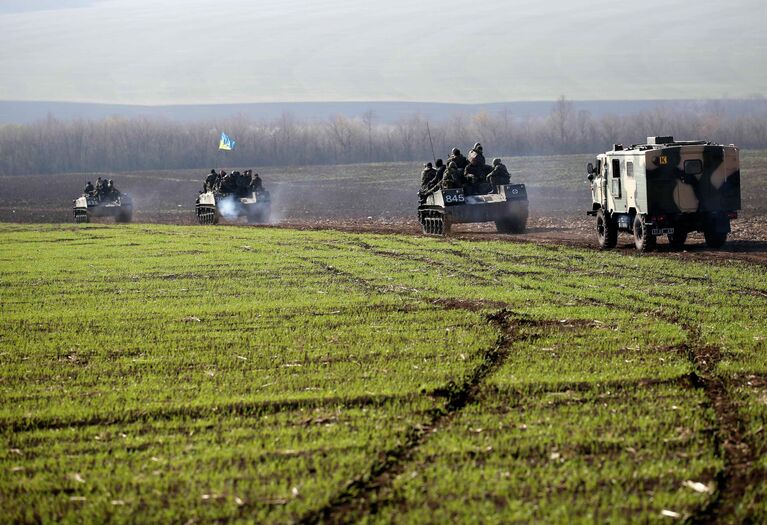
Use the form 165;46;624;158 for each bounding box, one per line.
468;142;486;168
107;179;120;200
420;162;438;191
448;148;468;171
487;157;511;188
204;169;218;192
441;160;463;189
83;181;94;196
252;173;264;192
434;158;446;181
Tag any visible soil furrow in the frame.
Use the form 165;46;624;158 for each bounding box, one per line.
685;343;759;524
296;309;526;525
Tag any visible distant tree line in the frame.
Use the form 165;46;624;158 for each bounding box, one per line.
0;97;765;176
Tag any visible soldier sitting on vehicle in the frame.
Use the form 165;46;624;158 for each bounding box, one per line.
440;161;463;189
93;177;103;199
83;181;94;196
434;158;445;181
448;148;469;171
107;180;120;200
469;142;486;166
204;169;218;192
487;158;511;187
94;178;110;201
219;171;237;194
236;169;252;196
252;173;264;192
420;162;437;191
465;142;489;183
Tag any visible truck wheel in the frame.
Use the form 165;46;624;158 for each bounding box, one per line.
596;209;617;249
633;215;656;253
667;229;687;249
704;229;727;249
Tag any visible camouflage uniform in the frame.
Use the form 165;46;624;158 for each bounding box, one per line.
465;143;488;182
252;174;264;192
441;161;462;189
236;170;252;196
487;158;511;186
448;148;469;172
204;170;218;192
468;143;486;167
434;158;446;182
99;178;110;199
420;162;438;190
220;172;237;194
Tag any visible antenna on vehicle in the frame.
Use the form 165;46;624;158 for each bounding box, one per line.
426;121;436;165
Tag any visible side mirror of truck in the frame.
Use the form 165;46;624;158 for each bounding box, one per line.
586;162;594;175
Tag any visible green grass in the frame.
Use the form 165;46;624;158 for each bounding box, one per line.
1;223;766;523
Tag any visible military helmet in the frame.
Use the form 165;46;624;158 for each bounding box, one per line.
210;169;216;174
447;161;457;169
426;162;433;169
435;158;444;167
474;142;482;150
493;158;502;166
451;148;460;156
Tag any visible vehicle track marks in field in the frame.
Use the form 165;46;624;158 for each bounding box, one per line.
684;339;760;524
296;309;528;525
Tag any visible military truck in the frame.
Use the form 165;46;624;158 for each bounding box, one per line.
195;188;271;225
73;192;133;223
587;137;740;252
418;182;528;235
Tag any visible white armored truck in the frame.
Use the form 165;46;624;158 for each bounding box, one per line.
587;137;740;252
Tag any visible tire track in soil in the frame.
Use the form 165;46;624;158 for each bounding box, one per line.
296;309;526;525
607;307;760;524
684;341;760;525
629;305;756;525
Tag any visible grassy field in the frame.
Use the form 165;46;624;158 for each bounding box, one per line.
1;223;766;523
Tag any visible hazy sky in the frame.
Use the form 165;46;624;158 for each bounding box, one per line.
0;0;765;104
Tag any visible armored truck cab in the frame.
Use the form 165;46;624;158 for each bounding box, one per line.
418;182;528;235
587;137;740;252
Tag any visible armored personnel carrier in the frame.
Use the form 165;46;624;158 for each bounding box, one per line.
73;192;133;223
195;188;271;225
587;136;740;252
418;182;528;235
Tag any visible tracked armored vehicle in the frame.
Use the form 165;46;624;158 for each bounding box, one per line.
587;136;740;252
195;188;271;225
73;193;133;223
418;182;528;235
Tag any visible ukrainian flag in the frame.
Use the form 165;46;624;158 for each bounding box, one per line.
219;132;236;151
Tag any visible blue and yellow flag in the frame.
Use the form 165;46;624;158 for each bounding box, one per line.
219;132;236;151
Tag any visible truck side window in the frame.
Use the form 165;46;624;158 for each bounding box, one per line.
612;159;621;178
684;159;703;176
